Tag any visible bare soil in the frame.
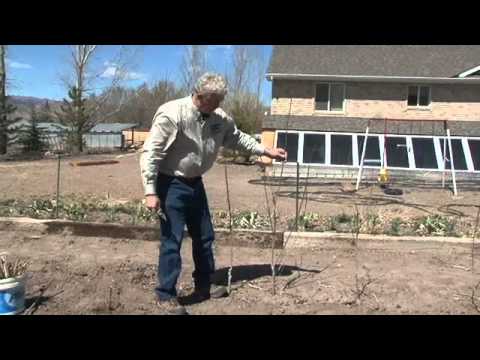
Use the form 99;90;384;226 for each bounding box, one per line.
2;153;480;314
2;230;480;315
1;152;480;224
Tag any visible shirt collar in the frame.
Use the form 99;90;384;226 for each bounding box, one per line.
189;95;211;121
189;95;202;119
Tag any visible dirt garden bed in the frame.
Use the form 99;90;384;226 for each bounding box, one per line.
2;229;480;315
1;195;478;240
3;154;480;314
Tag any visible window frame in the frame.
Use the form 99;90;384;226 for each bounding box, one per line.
437;136;472;172
273;130;480;173
302;132;327;165
410;136;441;170
467;138;480;170
274;130;301;164
314;82;346;113
407;85;432;109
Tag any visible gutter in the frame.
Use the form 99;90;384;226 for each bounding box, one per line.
265;73;480;84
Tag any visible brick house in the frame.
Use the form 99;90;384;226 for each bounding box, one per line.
261;46;480;180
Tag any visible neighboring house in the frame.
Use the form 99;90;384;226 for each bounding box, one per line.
261;46;480;179
37;122;69;151
9;121;137;152
122;128;150;147
86;123;137;150
8;120;68;152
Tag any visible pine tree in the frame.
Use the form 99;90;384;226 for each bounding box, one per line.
56;86;93;153
0;45;22;154
0;98;22;154
17;106;46;153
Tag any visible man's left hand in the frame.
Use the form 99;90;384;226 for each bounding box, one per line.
264;147;287;162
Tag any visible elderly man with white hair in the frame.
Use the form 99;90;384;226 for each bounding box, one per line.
140;72;287;315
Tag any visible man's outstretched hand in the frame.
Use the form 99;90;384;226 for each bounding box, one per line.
264;147;288;162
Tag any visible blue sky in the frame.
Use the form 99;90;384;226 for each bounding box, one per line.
5;45;273;105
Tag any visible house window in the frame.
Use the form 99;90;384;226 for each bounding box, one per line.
385;137;409;168
412;138;438;169
271;131;480;173
276;132;298;162
315;83;345;112
357;136;381;167
468;140;480;170
303;134;325;164
331;134;353;165
439;138;468;170
408;86;431;107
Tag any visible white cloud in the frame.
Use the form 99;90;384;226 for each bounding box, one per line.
124;71;146;81
100;65;146;81
7;60;32;69
101;66;118;78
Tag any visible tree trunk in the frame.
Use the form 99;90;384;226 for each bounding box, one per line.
0;45;7;155
73;132;83;154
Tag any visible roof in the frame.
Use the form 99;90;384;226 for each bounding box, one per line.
37;122;68;132
9;121;68;132
267;46;480;78
90;123;137;133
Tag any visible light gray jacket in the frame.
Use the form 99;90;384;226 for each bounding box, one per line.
140;96;265;195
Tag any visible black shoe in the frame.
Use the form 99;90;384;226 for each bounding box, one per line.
156;298;189;315
179;285;229;306
195;285;229;300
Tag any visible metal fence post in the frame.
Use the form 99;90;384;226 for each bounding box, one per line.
296;162;300;232
55;154;61;218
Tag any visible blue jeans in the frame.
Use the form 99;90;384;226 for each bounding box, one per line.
155;174;215;301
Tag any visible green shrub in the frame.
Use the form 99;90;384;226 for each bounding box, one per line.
387;217;404;236
415;215;457;236
287;212;319;231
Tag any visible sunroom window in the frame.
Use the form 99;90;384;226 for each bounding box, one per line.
412;138;438;169
439;138;468;170
357;135;381;167
468;139;480;170
303;134;325;164
385;137;409;168
276;132;298;162
331;134;352;165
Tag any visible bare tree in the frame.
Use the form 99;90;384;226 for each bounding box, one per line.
250;46;267;109
249;46;268;133
180;45;207;94
56;45;142;153
98;78;184;129
231;45;251;100
223;45;268;135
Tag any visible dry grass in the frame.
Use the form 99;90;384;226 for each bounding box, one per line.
0;252;28;280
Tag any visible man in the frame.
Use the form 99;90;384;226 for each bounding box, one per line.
140;72;287;315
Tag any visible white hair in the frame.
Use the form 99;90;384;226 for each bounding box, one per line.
194;72;228;96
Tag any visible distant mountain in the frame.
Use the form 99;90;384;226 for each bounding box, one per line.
9;95;62;107
8;96;63;121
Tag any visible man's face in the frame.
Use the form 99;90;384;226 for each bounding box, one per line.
196;93;225;114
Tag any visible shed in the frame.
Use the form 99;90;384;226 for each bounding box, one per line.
37;123;69;151
85;123;137;149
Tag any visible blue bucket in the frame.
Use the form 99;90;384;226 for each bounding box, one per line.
0;276;25;315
